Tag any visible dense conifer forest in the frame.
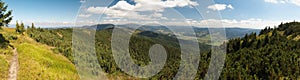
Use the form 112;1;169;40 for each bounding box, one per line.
24;22;300;79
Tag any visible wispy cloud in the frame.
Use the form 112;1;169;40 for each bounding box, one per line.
78;14;92;18
291;0;300;6
207;4;234;11
265;0;300;7
264;0;286;4
165;18;286;29
79;0;86;3
195;19;285;29
84;18;287;29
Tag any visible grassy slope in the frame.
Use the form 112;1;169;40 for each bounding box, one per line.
17;43;79;80
0;27;14;79
0;27;79;80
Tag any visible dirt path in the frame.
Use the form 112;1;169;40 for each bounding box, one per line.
8;48;18;80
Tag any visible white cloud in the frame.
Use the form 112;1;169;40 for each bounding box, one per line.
16;18;290;29
80;0;86;3
87;7;107;14
133;0;198;11
207;4;234;11
110;1;135;11
265;0;282;4
78;14;92;18
86;0;198;20
86;1;153;20
158;18;288;29
97;18;287;29
227;5;234;9
194;18;285;29
153;12;163;17
82;1;289;29
265;0;300;7
29;21;75;27
291;0;300;6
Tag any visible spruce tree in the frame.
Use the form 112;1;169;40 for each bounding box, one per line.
16;21;20;33
0;0;13;29
31;23;35;29
20;22;25;33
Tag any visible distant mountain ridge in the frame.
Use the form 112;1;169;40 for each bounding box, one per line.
82;24;260;40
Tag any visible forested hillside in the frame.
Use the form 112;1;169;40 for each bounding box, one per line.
223;22;300;79
27;25;212;79
25;22;300;79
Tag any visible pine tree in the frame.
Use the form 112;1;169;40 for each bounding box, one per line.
0;0;13;29
20;22;25;33
31;23;35;29
256;40;262;49
263;35;269;46
16;21;20;33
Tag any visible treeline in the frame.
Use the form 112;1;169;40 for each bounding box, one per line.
27;26;74;61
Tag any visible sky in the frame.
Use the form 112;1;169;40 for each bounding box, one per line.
3;0;300;29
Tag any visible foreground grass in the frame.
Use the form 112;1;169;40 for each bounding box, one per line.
0;48;12;80
17;43;80;80
0;55;9;79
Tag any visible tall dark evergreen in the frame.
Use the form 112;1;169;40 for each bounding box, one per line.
15;21;20;32
0;0;13;29
31;23;35;29
20;22;24;30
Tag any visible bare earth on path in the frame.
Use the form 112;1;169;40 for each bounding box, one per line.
8;48;18;80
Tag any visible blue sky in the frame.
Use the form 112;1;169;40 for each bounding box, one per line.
3;0;81;27
3;0;300;29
